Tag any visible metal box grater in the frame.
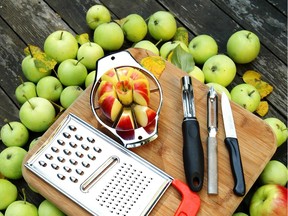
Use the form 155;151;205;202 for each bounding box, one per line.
25;113;173;216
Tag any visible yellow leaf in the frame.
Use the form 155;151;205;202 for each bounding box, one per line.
140;56;166;79
256;101;269;117
173;27;189;46
75;33;90;45
34;52;57;73
243;70;262;84
243;70;273;99
24;44;42;56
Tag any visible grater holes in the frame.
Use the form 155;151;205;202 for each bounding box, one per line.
75;134;83;141
57;139;65;146
69;141;77;148
63;132;71;138
68;125;77;131
51;146;59;153
93;146;102;153
87;136;95;143
51;163;59;170
38;161;47;167
64;166;72;173
63;149;71;156
75;151;84;158
45;153;53;160
69;158;78;165
81;144;89;151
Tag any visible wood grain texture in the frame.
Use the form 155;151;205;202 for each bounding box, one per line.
23;48;277;216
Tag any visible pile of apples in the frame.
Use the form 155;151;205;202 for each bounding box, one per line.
0;3;287;216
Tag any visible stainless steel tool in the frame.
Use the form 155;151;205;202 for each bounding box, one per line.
207;86;218;195
90;51;163;148
221;92;246;196
181;76;204;192
25;113;201;216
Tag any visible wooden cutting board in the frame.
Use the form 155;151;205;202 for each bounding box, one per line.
23;48;277;216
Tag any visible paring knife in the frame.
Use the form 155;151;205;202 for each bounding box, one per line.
221;92;246;196
181;76;204;192
207;86;218;194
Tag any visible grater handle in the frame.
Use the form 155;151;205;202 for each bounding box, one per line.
172;179;201;216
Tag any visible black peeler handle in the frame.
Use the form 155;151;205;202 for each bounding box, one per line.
182;117;204;192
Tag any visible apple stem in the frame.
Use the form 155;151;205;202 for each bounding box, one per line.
76;57;84;65
22;188;27;204
155;39;162;47
248;90;256;96
18;75;25;85
7;122;13;130
28;45;33;58
24;96;35;109
60;31;64;40
247;32;251;39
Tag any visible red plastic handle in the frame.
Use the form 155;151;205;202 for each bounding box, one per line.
172;179;201;216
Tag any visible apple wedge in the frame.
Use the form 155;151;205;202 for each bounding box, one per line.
133;79;150;106
133;105;156;127
115;108;135;131
101;67;131;86
96;80;115;99
127;68;147;80
98;93;122;122
115;79;133;106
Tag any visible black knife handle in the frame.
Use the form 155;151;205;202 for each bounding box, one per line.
182;117;204;192
225;137;246;196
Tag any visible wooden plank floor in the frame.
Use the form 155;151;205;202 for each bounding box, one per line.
0;0;287;214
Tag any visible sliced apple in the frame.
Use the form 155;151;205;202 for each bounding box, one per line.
98;93;122;121
127;68;147;80
100;68;118;85
133;105;156;127
115;108;135;131
133;79;150;106
97;80;115;99
115;79;133;106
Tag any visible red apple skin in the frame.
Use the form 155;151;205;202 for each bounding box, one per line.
98;94;122;121
133;79;150;106
101;67;131;85
249;184;287;216
127;68;146;80
115;109;135;131
134;105;156;127
97;80;115;99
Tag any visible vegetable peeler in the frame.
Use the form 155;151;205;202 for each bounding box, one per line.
181;76;204;192
207;86;218;194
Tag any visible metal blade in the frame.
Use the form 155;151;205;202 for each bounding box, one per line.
221;92;237;138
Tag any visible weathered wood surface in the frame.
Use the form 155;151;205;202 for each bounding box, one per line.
0;0;287;214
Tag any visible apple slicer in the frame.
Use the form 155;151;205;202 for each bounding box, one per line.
25;113;200;216
90;51;163;148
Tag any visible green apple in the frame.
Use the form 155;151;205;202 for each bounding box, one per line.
249;184;287;216
187;66;205;83
202;54;236;87
264;117;287;147
36;76;63;102
259;160;287;186
29;136;41;150
15;81;37;104
188;34;218;65
21;55;52;83
0;146;27;179
230;83;261;112
86;4;111;30
93;22;124;51
0;212;3;216
232;213;248;216
119;13;147;42
60;86;83;109
44;30;78;63
133;40;159;55
38;200;65;216
57;59;88;86
0;121;29;147
77;42;104;70
5;200;38;216
227;30;260;64
206;83;231;99
19;97;56;132
148;11;177;41
0;179;18;210
160;40;189;59
85;70;96;88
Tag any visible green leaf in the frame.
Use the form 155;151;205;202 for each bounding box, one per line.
34;52;57;73
170;45;194;73
75;33;90;45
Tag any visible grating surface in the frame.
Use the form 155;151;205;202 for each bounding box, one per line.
25;114;172;216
